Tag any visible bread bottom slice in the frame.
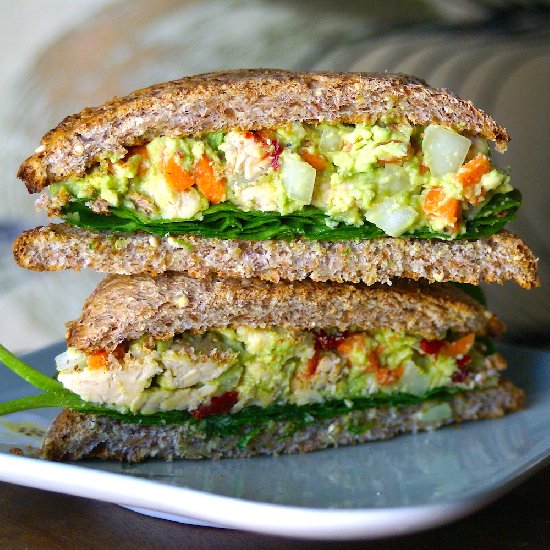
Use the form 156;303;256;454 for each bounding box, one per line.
41;380;523;462
14;225;539;288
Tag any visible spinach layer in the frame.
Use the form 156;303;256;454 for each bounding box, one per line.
100;387;462;439
62;189;521;241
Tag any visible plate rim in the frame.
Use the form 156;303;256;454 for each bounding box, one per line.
0;342;549;539
0;452;512;540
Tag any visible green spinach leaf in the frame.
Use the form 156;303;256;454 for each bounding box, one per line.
61;189;521;241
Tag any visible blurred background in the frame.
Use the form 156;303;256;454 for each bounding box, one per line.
0;0;548;353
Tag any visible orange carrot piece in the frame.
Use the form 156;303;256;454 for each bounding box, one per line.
165;156;195;192
300;150;329;171
304;347;321;379
195;155;226;204
120;145;149;164
423;187;461;230
423;187;445;213
458;154;491;187
441;333;475;358
366;350;380;373
87;350;108;370
133;145;150;177
457;154;491;205
376;366;404;386
87;343;127;370
337;334;366;355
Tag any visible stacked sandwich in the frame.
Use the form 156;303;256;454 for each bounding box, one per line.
1;70;538;461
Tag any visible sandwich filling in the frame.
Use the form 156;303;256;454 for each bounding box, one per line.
55;327;504;416
44;122;519;240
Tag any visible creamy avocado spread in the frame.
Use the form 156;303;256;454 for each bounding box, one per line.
55;327;501;415
46;122;517;239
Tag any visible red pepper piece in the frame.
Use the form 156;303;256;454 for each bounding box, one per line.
452;367;468;383
452;354;472;383
303;330;349;379
270;140;283;170
312;330;349;350
190;391;239;419
244;130;283;170
420;339;445;355
305;346;321;378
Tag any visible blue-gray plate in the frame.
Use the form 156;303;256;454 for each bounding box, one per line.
0;342;549;539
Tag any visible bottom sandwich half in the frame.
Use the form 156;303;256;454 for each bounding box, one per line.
0;274;524;462
43;381;522;461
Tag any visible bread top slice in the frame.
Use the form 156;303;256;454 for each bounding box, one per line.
19;69;509;193
66;273;503;353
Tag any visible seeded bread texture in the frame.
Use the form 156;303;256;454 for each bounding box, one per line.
13;224;539;289
19;69;509;193
65;273;501;353
41;380;523;462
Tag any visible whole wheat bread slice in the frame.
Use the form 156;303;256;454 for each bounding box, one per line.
14;224;539;289
19;70;509;193
65;272;502;354
41;380;523;462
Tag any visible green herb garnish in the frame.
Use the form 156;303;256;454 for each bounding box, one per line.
0;344;120;417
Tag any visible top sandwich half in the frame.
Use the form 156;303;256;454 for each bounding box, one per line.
14;70;538;287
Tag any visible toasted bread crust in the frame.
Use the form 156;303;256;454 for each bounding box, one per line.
40;380;523;462
18;69;509;192
13;224;539;289
65;272;500;353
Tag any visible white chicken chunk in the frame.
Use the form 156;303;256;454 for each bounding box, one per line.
220;131;272;181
